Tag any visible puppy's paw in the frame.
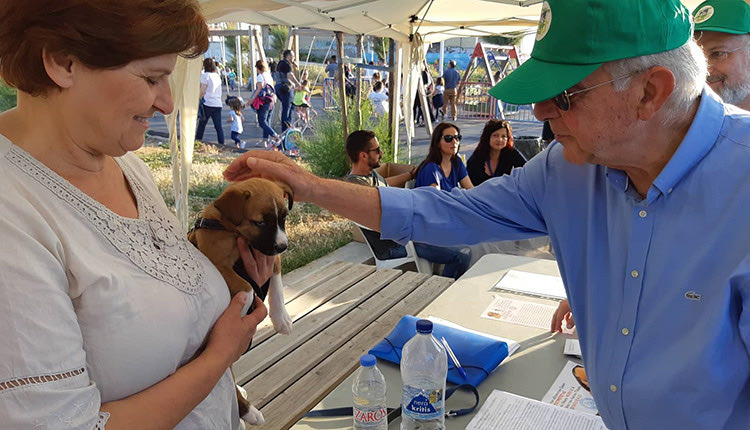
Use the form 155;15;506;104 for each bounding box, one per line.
241;404;265;426
270;309;293;335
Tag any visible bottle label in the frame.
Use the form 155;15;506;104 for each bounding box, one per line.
402;385;444;420
354;406;387;424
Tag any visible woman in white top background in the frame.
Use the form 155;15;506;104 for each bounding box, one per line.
248;59;280;148
196;57;225;145
0;1;270;428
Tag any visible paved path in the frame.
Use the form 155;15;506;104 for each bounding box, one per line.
147;89;543;164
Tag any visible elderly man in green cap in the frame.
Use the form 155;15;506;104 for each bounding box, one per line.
693;0;750;110
224;1;750;428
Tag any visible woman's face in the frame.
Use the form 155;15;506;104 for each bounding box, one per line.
439;127;460;158
66;53;176;156
489;127;509;151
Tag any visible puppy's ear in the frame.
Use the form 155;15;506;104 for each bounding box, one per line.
275;181;294;210
214;189;251;226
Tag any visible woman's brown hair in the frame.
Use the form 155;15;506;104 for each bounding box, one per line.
0;0;209;96
473;119;515;163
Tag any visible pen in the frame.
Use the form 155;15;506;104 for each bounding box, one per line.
441;336;467;380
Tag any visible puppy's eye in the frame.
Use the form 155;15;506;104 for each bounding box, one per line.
254;221;265;227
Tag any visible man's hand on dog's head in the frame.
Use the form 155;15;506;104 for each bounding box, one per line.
223;151;319;202
237;236;275;287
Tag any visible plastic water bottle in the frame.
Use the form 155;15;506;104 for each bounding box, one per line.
352;354;388;430
400;319;448;430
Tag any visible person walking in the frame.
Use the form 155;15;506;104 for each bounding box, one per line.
196;57;224;144
442;60;461;121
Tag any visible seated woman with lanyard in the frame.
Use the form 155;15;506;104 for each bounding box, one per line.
466;119;526;186
414;122;473;191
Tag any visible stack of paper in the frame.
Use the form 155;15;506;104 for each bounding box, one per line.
492;269;567;300
467;390;607;430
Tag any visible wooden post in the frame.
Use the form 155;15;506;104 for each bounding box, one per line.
388;39;402;162
248;27;256;90
355;34;364;129
335;31;349;141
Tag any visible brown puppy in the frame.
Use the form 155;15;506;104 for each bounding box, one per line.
188;178;293;426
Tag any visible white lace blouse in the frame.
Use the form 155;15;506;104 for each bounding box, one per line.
0;134;240;429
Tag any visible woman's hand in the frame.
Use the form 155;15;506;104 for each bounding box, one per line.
550;299;575;333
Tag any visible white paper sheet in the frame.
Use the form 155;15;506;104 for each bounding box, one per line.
492;269;567;300
564;339;582;357
427;316;521;356
541;361;599;415
480;296;559;330
466;390;608;430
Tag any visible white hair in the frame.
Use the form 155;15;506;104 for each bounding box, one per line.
603;39;707;127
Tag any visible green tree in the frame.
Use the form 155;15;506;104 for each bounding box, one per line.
268;26;289;60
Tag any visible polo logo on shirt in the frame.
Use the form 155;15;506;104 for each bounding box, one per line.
684;291;702;301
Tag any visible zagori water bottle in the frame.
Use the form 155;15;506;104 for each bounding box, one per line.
400;319;448;430
352;354;388;430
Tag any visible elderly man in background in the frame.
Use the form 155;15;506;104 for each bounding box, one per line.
693;0;750;110
225;1;750;428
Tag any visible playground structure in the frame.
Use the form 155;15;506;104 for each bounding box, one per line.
455;42;538;123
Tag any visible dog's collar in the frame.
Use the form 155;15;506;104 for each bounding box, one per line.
192;217;227;231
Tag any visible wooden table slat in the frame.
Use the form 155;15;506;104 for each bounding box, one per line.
233;269;403;384
258;274;454;429
283;261;352;302
253;264;376;344
244;271;431;410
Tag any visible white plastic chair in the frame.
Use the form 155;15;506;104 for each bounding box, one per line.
356;224;433;274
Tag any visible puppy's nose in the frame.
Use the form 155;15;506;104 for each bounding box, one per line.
275;243;287;253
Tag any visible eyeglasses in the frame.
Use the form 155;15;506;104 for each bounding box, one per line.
442;134;462;143
706;47;743;64
368;146;383;154
551;71;642;112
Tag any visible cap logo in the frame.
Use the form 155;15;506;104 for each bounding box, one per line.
536;1;552;41
694;5;714;24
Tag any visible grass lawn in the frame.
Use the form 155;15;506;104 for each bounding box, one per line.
135;139;352;274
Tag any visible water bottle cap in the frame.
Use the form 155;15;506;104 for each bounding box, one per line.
360;354;377;367
416;319;433;333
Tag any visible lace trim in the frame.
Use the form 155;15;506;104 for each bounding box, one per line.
6;147;204;295
96;412;110;429
0;368;86;392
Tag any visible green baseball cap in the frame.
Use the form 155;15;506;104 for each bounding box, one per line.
489;0;692;105
693;0;750;34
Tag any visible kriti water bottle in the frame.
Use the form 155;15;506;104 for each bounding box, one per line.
400;319;448;430
352;354;388;430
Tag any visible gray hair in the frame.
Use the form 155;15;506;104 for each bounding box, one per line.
603;39;707;126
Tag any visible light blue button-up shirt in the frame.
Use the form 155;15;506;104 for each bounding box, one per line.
379;89;750;430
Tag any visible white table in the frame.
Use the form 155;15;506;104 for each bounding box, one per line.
294;253;580;429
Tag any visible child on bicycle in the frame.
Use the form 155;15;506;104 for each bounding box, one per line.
292;79;314;129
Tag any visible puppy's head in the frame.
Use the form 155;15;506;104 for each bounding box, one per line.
214;178;294;255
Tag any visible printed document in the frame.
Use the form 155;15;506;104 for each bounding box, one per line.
492;269;567;300
480;296;558;329
466;390;608;430
541;361;599;415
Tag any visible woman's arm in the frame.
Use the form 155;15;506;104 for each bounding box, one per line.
199;83;207;99
459;175;474;190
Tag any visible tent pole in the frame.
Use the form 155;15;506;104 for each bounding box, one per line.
248;27;257;89
235;23;242;97
356;34;364;129
439;40;445;76
335;31;349;141
389;39;403;163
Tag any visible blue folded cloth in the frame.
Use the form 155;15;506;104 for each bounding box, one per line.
369;315;509;387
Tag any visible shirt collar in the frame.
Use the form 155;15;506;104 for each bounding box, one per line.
605;87;725;202
649;87;725;200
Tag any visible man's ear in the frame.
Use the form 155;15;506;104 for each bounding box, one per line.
214;189;250;226
42;48;76;89
636;66;675;121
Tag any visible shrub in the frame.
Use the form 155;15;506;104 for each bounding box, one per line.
298;94;393;177
0;82;17;112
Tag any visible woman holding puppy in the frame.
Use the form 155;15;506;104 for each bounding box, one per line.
0;1;270;429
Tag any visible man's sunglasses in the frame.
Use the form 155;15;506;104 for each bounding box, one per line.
368;146;383;153
442;134;462;143
551;71;642;111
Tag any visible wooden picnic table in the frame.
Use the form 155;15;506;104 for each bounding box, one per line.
232;261;454;430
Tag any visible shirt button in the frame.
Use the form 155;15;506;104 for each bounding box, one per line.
638;210;647;218
631;270;639;278
621;328;630;336
610;385;618;392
